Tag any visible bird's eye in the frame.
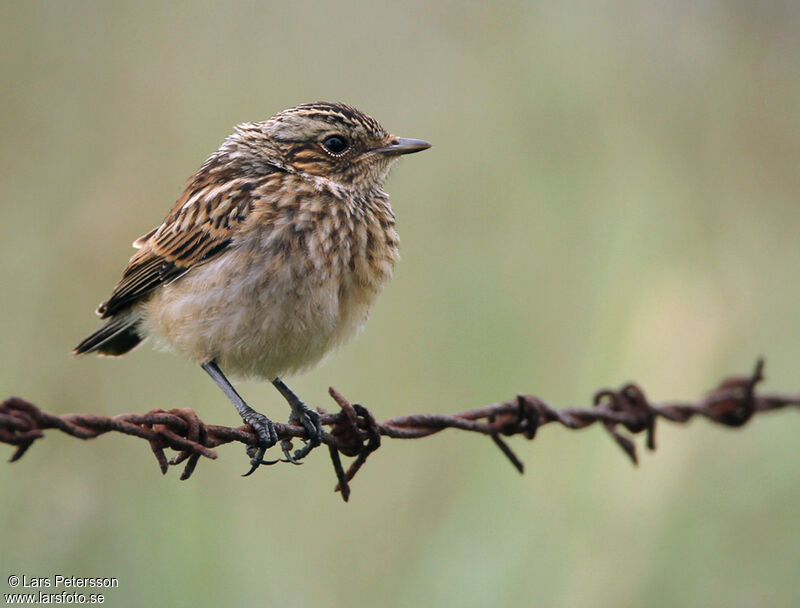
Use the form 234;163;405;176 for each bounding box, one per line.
323;135;349;155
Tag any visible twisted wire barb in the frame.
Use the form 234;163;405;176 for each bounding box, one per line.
2;359;797;501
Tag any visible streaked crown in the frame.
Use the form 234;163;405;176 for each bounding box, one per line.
220;102;430;192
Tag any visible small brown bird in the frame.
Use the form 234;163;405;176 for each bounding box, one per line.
74;102;430;473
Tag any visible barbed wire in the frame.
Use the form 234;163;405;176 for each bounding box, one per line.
1;359;797;501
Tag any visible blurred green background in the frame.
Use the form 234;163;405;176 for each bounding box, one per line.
2;1;799;606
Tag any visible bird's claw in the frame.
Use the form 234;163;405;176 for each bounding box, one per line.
241;412;278;476
278;438;303;465
287;404;323;462
239;400;322;473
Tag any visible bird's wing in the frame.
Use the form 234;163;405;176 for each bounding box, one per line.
98;166;276;318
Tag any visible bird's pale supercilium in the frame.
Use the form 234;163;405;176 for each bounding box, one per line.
74;102;431;473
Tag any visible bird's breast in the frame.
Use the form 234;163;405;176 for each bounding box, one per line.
142;191;399;379
257;190;399;296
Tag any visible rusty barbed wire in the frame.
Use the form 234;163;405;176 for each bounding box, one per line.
1;359;797;501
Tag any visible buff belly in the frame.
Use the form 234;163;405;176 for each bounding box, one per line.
139;243;380;380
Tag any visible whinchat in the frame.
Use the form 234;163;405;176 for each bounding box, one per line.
74;102;430;474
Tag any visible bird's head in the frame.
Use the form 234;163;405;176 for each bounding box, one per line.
223;102;430;192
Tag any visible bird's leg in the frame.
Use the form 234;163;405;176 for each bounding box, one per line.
202;360;278;475
271;378;323;462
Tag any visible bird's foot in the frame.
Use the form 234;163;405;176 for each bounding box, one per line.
280;402;323;463
241;411;279;476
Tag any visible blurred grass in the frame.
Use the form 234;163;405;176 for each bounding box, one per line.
1;1;799;607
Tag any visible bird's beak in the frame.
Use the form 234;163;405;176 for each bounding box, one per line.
373;137;432;156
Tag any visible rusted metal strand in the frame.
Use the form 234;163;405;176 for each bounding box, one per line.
1;359;797;501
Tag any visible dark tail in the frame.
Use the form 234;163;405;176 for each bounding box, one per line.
74;312;144;356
